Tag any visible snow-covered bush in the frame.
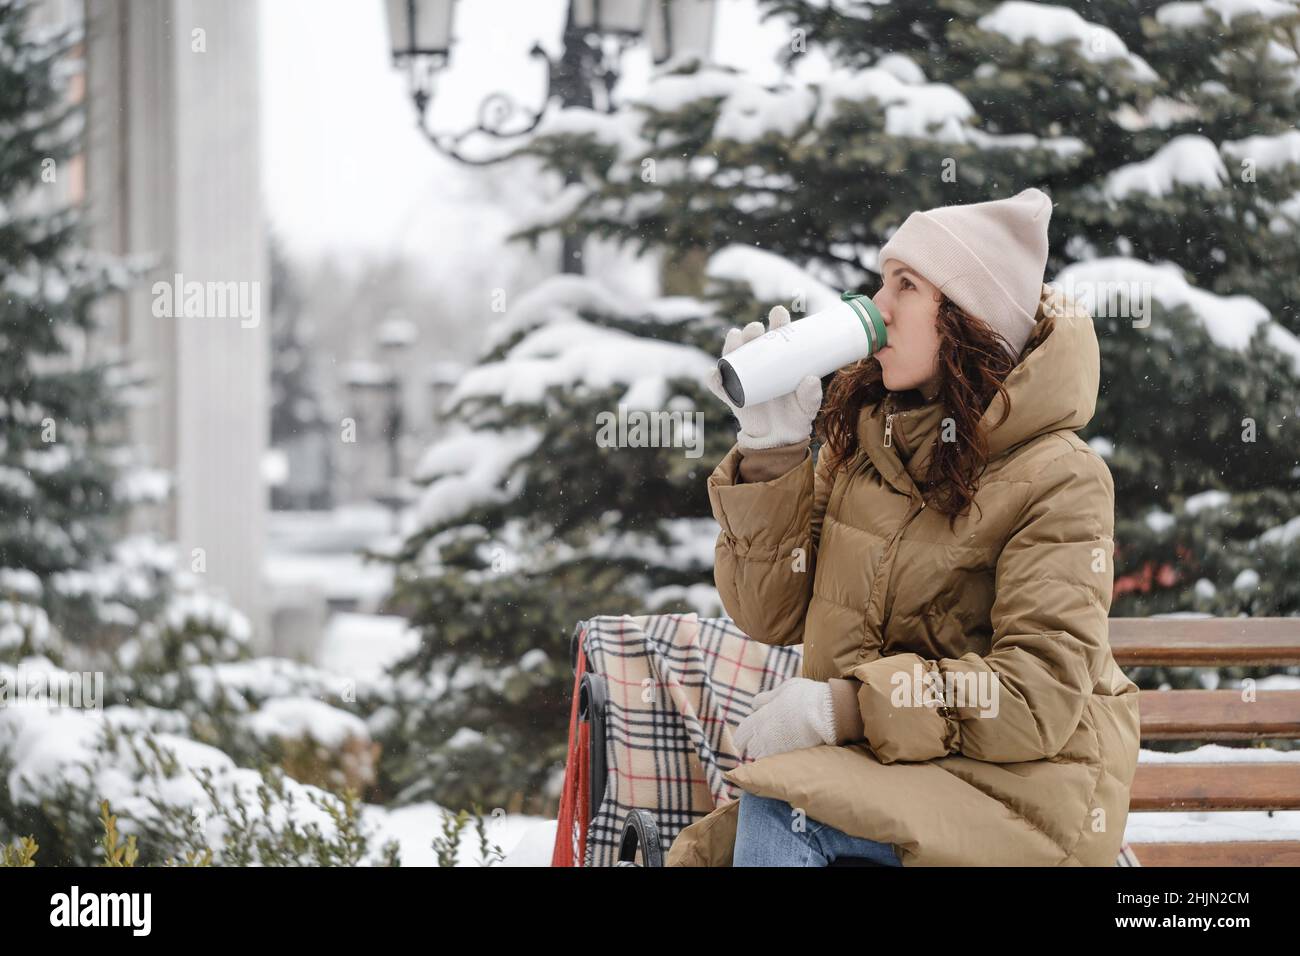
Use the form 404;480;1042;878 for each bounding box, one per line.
115;591;253;675
0;697;399;866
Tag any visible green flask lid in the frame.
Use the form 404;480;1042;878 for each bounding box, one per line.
840;291;887;352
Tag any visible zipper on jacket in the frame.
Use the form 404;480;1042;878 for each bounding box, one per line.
882;392;905;449
858;493;927;663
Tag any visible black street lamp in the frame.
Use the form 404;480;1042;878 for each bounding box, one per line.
384;0;655;165
385;0;715;273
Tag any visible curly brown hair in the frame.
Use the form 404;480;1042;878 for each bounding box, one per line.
815;295;1039;532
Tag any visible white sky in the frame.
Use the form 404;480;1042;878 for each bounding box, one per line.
257;0;802;270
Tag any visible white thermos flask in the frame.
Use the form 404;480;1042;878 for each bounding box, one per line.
717;292;888;407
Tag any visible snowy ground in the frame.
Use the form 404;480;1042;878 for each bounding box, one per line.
265;504;396;615
362;801;556;866
264;552;393;610
317;612;420;681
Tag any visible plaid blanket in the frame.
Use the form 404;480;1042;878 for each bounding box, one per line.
578;612;800;866
576;611;1141;867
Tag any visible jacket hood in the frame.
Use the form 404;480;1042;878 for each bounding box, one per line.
858;282;1100;497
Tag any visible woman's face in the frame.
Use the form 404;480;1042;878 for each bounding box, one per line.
871;258;943;399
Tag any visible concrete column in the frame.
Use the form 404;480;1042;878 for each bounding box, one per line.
83;0;269;646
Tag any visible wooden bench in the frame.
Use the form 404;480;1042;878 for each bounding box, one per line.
597;616;1300;866
1113;617;1300;867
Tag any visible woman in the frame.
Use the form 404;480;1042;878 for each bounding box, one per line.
666;188;1141;867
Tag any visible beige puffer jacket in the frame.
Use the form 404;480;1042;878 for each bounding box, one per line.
666;283;1140;866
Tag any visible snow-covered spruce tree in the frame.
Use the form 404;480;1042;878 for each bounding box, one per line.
381;271;766;812
0;0;137;650
510;1;1300;696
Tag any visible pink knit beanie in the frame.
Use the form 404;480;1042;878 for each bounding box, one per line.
876;187;1053;360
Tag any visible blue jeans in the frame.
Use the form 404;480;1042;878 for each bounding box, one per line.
732;791;903;867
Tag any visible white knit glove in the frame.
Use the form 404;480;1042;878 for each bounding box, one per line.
705;305;824;450
733;677;836;760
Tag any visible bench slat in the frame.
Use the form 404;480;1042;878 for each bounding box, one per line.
1131;763;1300;811
1130;841;1300;867
1138;690;1300;740
1111;617;1300;666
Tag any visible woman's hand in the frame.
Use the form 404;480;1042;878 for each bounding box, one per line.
705;305;824;450
733;677;836;760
